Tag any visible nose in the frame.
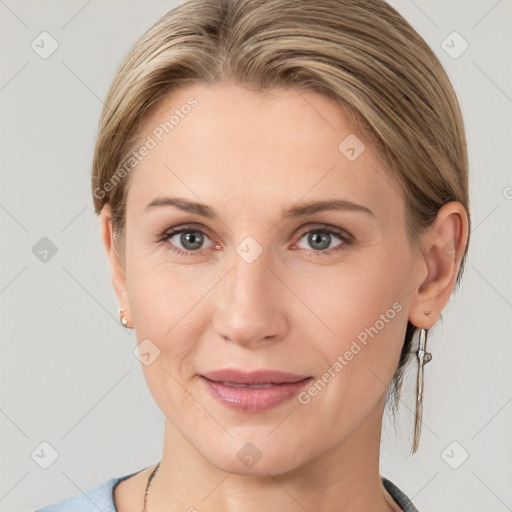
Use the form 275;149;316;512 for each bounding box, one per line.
211;247;288;349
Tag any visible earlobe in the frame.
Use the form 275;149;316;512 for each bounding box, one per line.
409;201;468;329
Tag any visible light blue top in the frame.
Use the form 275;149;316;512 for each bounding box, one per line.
33;467;420;512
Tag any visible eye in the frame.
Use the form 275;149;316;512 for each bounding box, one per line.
159;225;216;255
294;226;353;256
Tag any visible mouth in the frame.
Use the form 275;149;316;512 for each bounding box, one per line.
200;369;313;413
200;368;311;385
209;381;291;389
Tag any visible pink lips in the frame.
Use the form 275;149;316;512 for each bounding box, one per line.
200;369;312;412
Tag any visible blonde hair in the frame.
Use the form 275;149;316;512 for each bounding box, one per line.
91;0;470;435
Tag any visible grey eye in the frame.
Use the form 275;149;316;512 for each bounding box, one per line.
296;230;344;251
166;229;213;251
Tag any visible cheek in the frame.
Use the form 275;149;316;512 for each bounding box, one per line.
293;268;408;437
125;245;212;334
297;250;408;340
125;258;226;411
312;279;406;385
127;260;211;421
294;244;411;391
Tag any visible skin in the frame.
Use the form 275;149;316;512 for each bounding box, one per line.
100;83;468;512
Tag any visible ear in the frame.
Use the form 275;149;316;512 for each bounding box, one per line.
409;201;469;329
99;203;132;325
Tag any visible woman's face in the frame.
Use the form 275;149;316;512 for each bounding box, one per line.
104;83;426;474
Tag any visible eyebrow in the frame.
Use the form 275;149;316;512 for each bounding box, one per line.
144;196;374;218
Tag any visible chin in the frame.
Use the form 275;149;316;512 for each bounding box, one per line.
200;435;311;477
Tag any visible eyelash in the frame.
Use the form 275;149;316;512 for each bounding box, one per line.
157;223;354;257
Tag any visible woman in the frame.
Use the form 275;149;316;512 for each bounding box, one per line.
35;0;470;510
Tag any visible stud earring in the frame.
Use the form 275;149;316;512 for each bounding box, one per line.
119;307;129;328
412;326;432;453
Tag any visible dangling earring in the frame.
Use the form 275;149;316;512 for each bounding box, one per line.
119;307;129;328
413;325;432;453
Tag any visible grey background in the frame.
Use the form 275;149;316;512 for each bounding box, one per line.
1;1;511;511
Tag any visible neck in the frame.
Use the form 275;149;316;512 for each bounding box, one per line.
148;396;399;512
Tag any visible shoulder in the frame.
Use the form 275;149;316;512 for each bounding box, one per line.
33;467;148;512
381;476;421;512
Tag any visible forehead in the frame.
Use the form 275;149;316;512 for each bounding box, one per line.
125;83;404;221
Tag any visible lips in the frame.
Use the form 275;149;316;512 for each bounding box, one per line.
200;369;313;413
